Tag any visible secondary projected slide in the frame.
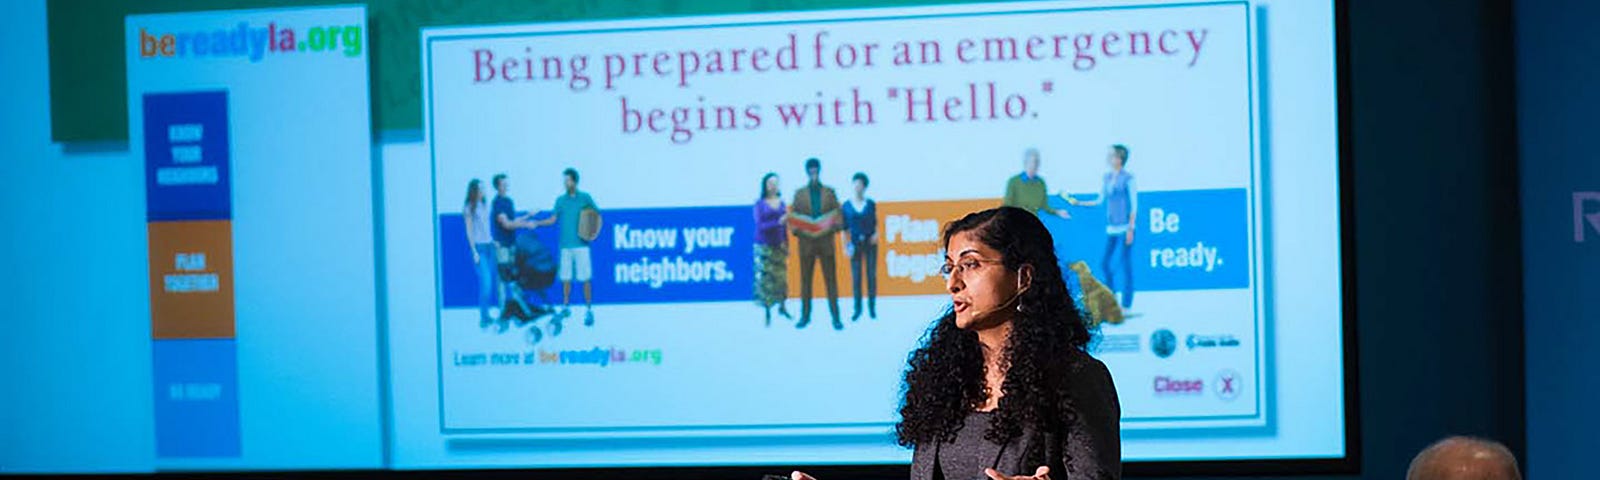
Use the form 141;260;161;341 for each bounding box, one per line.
126;6;381;470
419;0;1270;466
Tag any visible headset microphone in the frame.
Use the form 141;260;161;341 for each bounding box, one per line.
969;287;1028;319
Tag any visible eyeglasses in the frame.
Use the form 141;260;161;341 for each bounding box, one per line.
940;257;1004;278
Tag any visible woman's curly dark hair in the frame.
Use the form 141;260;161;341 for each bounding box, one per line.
895;206;1095;447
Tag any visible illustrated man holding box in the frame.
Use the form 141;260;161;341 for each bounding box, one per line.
536;168;601;326
788;157;845;331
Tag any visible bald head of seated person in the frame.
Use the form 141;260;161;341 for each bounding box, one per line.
1406;436;1521;480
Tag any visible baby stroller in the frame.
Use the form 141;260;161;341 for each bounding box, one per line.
495;232;560;343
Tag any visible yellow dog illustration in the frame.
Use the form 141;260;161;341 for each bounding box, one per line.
1068;260;1124;327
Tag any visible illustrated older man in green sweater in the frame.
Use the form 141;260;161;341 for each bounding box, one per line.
1002;148;1072;220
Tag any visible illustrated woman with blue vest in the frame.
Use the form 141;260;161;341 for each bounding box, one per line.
842;172;879;321
1065;144;1137;309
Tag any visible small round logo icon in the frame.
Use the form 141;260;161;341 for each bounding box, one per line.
1151;329;1177;358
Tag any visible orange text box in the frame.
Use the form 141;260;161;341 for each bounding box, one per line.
785;198;1000;298
148;220;234;339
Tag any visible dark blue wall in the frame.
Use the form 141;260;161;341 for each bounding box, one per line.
1516;0;1600;479
1343;0;1525;477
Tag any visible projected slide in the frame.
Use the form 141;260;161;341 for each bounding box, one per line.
124;5;382;470
412;0;1289;466
4;0;1342;474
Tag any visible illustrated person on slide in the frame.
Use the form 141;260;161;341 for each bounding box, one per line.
1064;145;1137;309
789;157;844;331
793;207;1122;480
535;168;600;326
491;173;538;331
463;179;497;326
841;172;879;321
1002;148;1072;220
754;172;795;326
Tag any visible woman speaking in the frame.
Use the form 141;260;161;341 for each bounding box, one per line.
796;206;1121;480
